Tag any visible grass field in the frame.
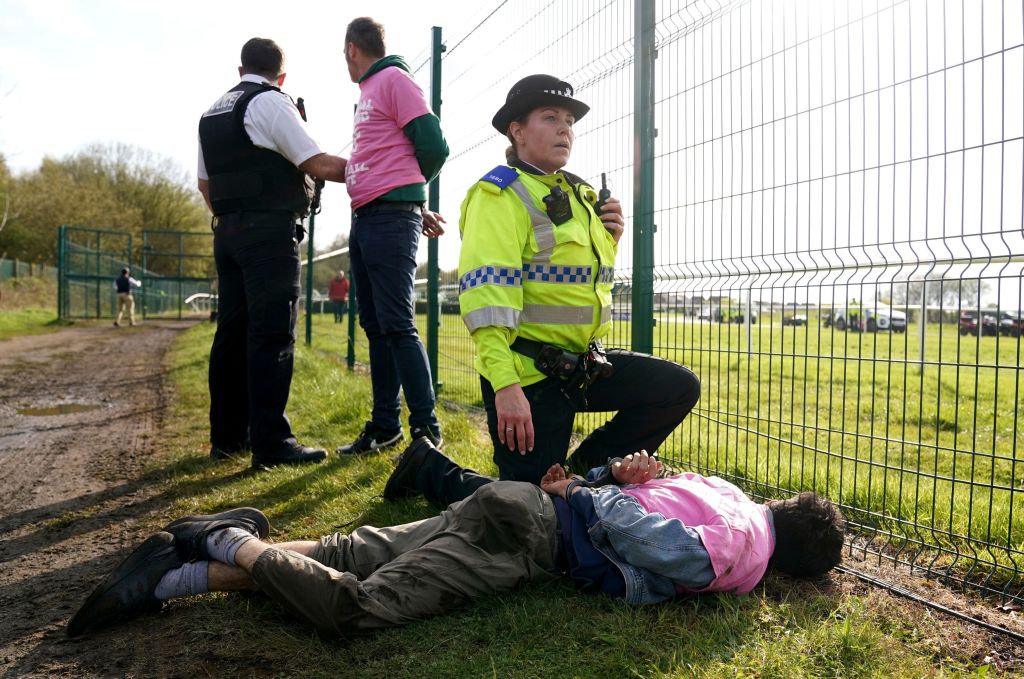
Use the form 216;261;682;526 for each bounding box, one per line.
0;277;63;340
135;321;1006;677
307;309;1024;593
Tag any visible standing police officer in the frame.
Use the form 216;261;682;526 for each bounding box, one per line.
198;37;347;469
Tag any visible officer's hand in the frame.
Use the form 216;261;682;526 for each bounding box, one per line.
611;450;662;485
597;197;624;244
494;383;534;455
298;153;347;183
422;211;446;238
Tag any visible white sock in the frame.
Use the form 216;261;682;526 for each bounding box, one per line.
154;561;209;600
204;526;257;565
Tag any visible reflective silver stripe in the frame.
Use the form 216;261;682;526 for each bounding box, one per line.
460;265;523;292
463;306;521;332
600;305;611;324
523;263;593;284
521;303;594;325
597;265;615;283
508;181;555;261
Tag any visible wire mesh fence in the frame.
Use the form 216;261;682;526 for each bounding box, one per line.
0;257;57;282
57;227;216;320
413;0;1024;606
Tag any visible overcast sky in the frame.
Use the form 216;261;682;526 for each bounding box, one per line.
2;0;1021;310
0;0;489;251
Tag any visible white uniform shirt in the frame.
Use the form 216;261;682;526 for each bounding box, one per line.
197;74;322;180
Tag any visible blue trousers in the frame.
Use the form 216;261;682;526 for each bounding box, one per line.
349;207;439;433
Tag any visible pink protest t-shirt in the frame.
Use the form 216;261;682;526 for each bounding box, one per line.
345;66;430;210
622;472;775;594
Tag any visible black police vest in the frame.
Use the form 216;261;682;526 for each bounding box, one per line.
198;81;314;216
115;275;131;294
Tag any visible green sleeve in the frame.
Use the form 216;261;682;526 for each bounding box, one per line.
471;326;521;391
402;113;449;182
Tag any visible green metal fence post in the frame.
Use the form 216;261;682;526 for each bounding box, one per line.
346;266;356;369
631;0;656;354
95;232;102;319
427;26;445;394
141;234;148;319
305;212;316;347
178;232;185;320
57;225;66;320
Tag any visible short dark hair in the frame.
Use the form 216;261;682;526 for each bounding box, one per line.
345;17;385;58
121;268;129;275
241;38;284;78
768;492;845;578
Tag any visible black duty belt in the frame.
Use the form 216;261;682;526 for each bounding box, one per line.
511;337;614;409
353;200;423;218
211;210;303;229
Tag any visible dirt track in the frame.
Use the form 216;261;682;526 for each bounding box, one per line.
0;321;194;677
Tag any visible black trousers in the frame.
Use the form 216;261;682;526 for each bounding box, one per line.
484;349;700;484
209;211;301;457
412;350;701;507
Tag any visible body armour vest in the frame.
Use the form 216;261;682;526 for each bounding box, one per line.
198;81;314;216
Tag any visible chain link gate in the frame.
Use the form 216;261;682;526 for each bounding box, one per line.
57;226;133;320
140;230;216;320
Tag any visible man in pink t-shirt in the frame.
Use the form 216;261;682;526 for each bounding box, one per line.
334;18;451;458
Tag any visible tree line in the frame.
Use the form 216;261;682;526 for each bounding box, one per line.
0;143;210;276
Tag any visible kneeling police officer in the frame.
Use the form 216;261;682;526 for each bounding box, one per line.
450;74;703;492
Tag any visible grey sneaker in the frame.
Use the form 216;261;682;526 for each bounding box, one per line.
336;423;403;455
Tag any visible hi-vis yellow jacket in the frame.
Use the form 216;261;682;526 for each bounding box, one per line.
458;164;618;391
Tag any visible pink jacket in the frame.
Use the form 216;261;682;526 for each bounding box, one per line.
623;473;775;593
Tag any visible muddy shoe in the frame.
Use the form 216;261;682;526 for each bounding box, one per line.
382;437;433;501
67;531;181;637
163;507;269;562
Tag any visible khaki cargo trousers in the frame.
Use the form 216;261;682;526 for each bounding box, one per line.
250;481;560;636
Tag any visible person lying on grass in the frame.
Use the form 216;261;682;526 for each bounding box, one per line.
68;444;845;638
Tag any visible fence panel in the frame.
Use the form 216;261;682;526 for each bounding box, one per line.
432;0;1024;606
0;257;58;282
140;230;215;320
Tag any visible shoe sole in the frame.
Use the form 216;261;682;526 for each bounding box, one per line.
67;531;180;637
250;451;326;470
336;431;403;456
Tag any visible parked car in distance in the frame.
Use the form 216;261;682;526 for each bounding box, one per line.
782;314;808;327
715;306;758;324
998;311;1022;338
959;311;999;337
828;305;907;333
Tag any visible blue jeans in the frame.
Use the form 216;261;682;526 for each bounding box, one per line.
349;207;438;433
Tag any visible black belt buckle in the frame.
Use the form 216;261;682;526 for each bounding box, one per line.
355;200;423;218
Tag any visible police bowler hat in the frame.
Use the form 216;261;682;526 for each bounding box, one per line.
491;74;590;134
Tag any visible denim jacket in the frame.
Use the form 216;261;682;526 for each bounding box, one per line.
574;469;716;605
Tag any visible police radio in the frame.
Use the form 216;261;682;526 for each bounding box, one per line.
294;97;325;215
543;185;572;225
594;172;611;215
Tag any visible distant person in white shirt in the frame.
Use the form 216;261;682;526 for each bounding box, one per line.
113;267;141;327
197;37;347;469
